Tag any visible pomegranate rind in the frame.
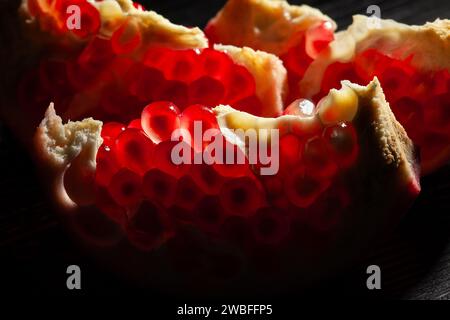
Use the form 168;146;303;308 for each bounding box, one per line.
300;15;450;97
206;0;336;55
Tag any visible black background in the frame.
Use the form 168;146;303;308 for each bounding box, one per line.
0;0;449;300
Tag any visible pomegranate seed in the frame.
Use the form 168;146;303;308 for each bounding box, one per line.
126;201;173;251
225;65;256;103
174;176;204;211
141;101;181;143
165;49;199;82
200;49;232;80
129;67;166;101
207;134;250;178
305;20;334;59
157;80;189;110
285;167;331;208
60;0;100;38
281;37;313;77
302;136;337;178
189;163;226;195
111;18;142;54
153;140;192;178
188;76;225;106
95;186;127;226
283;98;315;116
251;207;290;245
142;169;176;208
219;177;265;217
279;133;302;171
323;123;359;168
101;122;126;146
320;62;360;95
232;95;264;116
128;119;142;129
95;144;119;186
108;168;142;207
180;104;220;152
115;128;155;174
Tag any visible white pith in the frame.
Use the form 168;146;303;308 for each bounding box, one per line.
206;0;336;55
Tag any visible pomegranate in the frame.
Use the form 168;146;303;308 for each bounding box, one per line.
300;15;450;175
205;0;336;101
0;0;426;295
34;79;420;293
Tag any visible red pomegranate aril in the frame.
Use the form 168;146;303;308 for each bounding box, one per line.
320;62;360;96
154;140;192;178
101;122;126;146
142;169;177;208
189;163;226;195
323;123;359;168
281;37;313;78
157;80;189;110
55;0;101;38
95;186;127;226
129;67;165;101
180;104;220;151
305;20;334;59
95;144;119;186
141;101;181;143
279;133;302;171
251;207;290;246
174;175;204;211
195;196;225;234
219;177;265;217
200;49;232;80
126;201;172;251
128;119;142;129
285;167;331;208
354;49;388;81
206;134;250;178
108;168;142;207
233;95;264;116
303;136;337;178
165;49;199;82
283;98;315;116
188;76;225;107
111;18;142;55
115;128;155;174
225;65;256;102
393;97;425;143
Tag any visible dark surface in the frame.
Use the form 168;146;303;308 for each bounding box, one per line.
0;0;449;300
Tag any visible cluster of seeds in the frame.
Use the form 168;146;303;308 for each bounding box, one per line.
19;3;262;125
317;49;450;168
94;98;360;256
280;21;335;101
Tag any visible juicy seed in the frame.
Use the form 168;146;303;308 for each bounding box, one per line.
141;101;181;143
115;128;155;174
180;104;220;152
108;168;142;207
285;168;331;208
220;177;265;217
323;123;359;167
142;169;177;208
174;176;204;211
303;136;337;178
